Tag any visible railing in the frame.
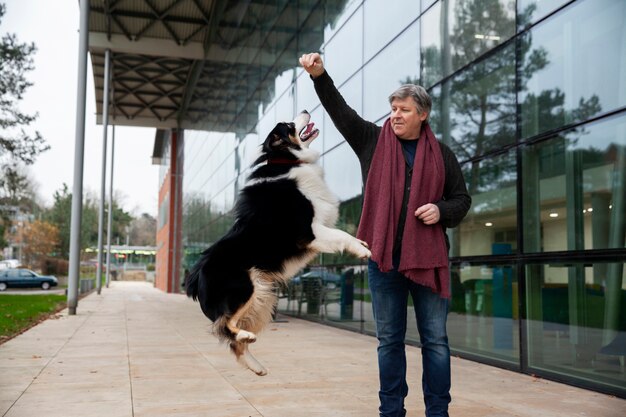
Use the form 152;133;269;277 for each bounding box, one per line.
123;263;147;271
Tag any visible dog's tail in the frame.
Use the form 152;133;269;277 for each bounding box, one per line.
185;249;209;301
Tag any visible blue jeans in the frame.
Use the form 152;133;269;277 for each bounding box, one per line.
368;259;451;417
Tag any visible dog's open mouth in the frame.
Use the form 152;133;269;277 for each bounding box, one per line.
299;122;319;142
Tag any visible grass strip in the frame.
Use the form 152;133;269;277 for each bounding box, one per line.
0;294;67;344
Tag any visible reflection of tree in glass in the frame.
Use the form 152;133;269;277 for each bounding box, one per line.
325;196;364;266
416;0;601;194
182;191;236;269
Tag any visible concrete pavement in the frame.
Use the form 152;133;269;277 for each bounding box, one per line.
1;281;624;417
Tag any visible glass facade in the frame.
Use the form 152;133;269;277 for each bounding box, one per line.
180;0;626;397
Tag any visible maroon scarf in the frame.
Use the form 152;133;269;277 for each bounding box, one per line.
357;119;450;298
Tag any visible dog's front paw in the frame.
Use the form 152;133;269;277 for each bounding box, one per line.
352;240;371;259
235;330;257;343
358;247;372;259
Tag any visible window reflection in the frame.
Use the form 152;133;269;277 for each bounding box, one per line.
323;74;362;150
522;115;626;253
321;143;362;203
421;0;436;13
363;21;419;121
525;261;626;392
517;0;570;29
519;0;626;140
296;69;321;116
420;0;515;87
324;5;363;86
453;150;517;257
364;0;419;61
275;82;295;121
449;261;519;364
430;43;516;161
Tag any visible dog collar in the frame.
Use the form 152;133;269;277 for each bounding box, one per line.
267;158;303;165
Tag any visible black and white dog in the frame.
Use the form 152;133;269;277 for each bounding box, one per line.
185;111;371;376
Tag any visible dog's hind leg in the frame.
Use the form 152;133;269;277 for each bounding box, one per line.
230;341;268;376
223;273;276;375
225;273;276;343
226;295;259;343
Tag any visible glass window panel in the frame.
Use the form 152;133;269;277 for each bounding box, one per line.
363;21;419;122
454;150;517;257
238;132;260;170
422;0;437;12
321;142;362;202
309;107;324;156
323;73;362;150
224;179;236;213
257;105;277;144
274;68;294;98
431;43;516;160
519;0;626;140
310;264;368;333
447;261;520;365
525;260;626;395
364;0;419;61
296;69;321;116
522;114;626;253
517;0;570;29
296;0;325;55
420;0;515;87
324;5;363;86
323;0;362;41
275;85;295;122
420;1;441;87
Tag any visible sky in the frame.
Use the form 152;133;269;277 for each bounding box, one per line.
2;0;159;216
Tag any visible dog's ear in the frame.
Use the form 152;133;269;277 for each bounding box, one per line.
269;133;284;148
262;132;283;153
262;123;293;152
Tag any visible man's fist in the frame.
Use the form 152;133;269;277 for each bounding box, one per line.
299;53;325;78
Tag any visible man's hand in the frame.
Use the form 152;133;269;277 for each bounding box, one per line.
415;203;440;225
299;53;325;78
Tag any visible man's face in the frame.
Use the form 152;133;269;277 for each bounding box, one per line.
390;97;428;140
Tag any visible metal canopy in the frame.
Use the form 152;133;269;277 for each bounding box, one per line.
88;0;348;135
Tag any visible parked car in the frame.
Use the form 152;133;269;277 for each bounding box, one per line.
0;269;58;291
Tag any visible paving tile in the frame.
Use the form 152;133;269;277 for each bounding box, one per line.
133;402;262;417
4;399;132;417
0;400;15;416
17;379;131;404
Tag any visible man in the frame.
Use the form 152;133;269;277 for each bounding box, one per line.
299;52;471;417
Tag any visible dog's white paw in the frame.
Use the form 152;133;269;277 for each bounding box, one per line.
236;330;257;343
352;240;371;259
358;247;372;259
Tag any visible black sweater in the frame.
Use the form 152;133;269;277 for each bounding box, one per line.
312;71;471;231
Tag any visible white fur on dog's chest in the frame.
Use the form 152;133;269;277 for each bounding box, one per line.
289;164;339;226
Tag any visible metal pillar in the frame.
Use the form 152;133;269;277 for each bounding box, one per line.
106;126;115;288
170;131;179;293
96;49;111;295
67;0;90;315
